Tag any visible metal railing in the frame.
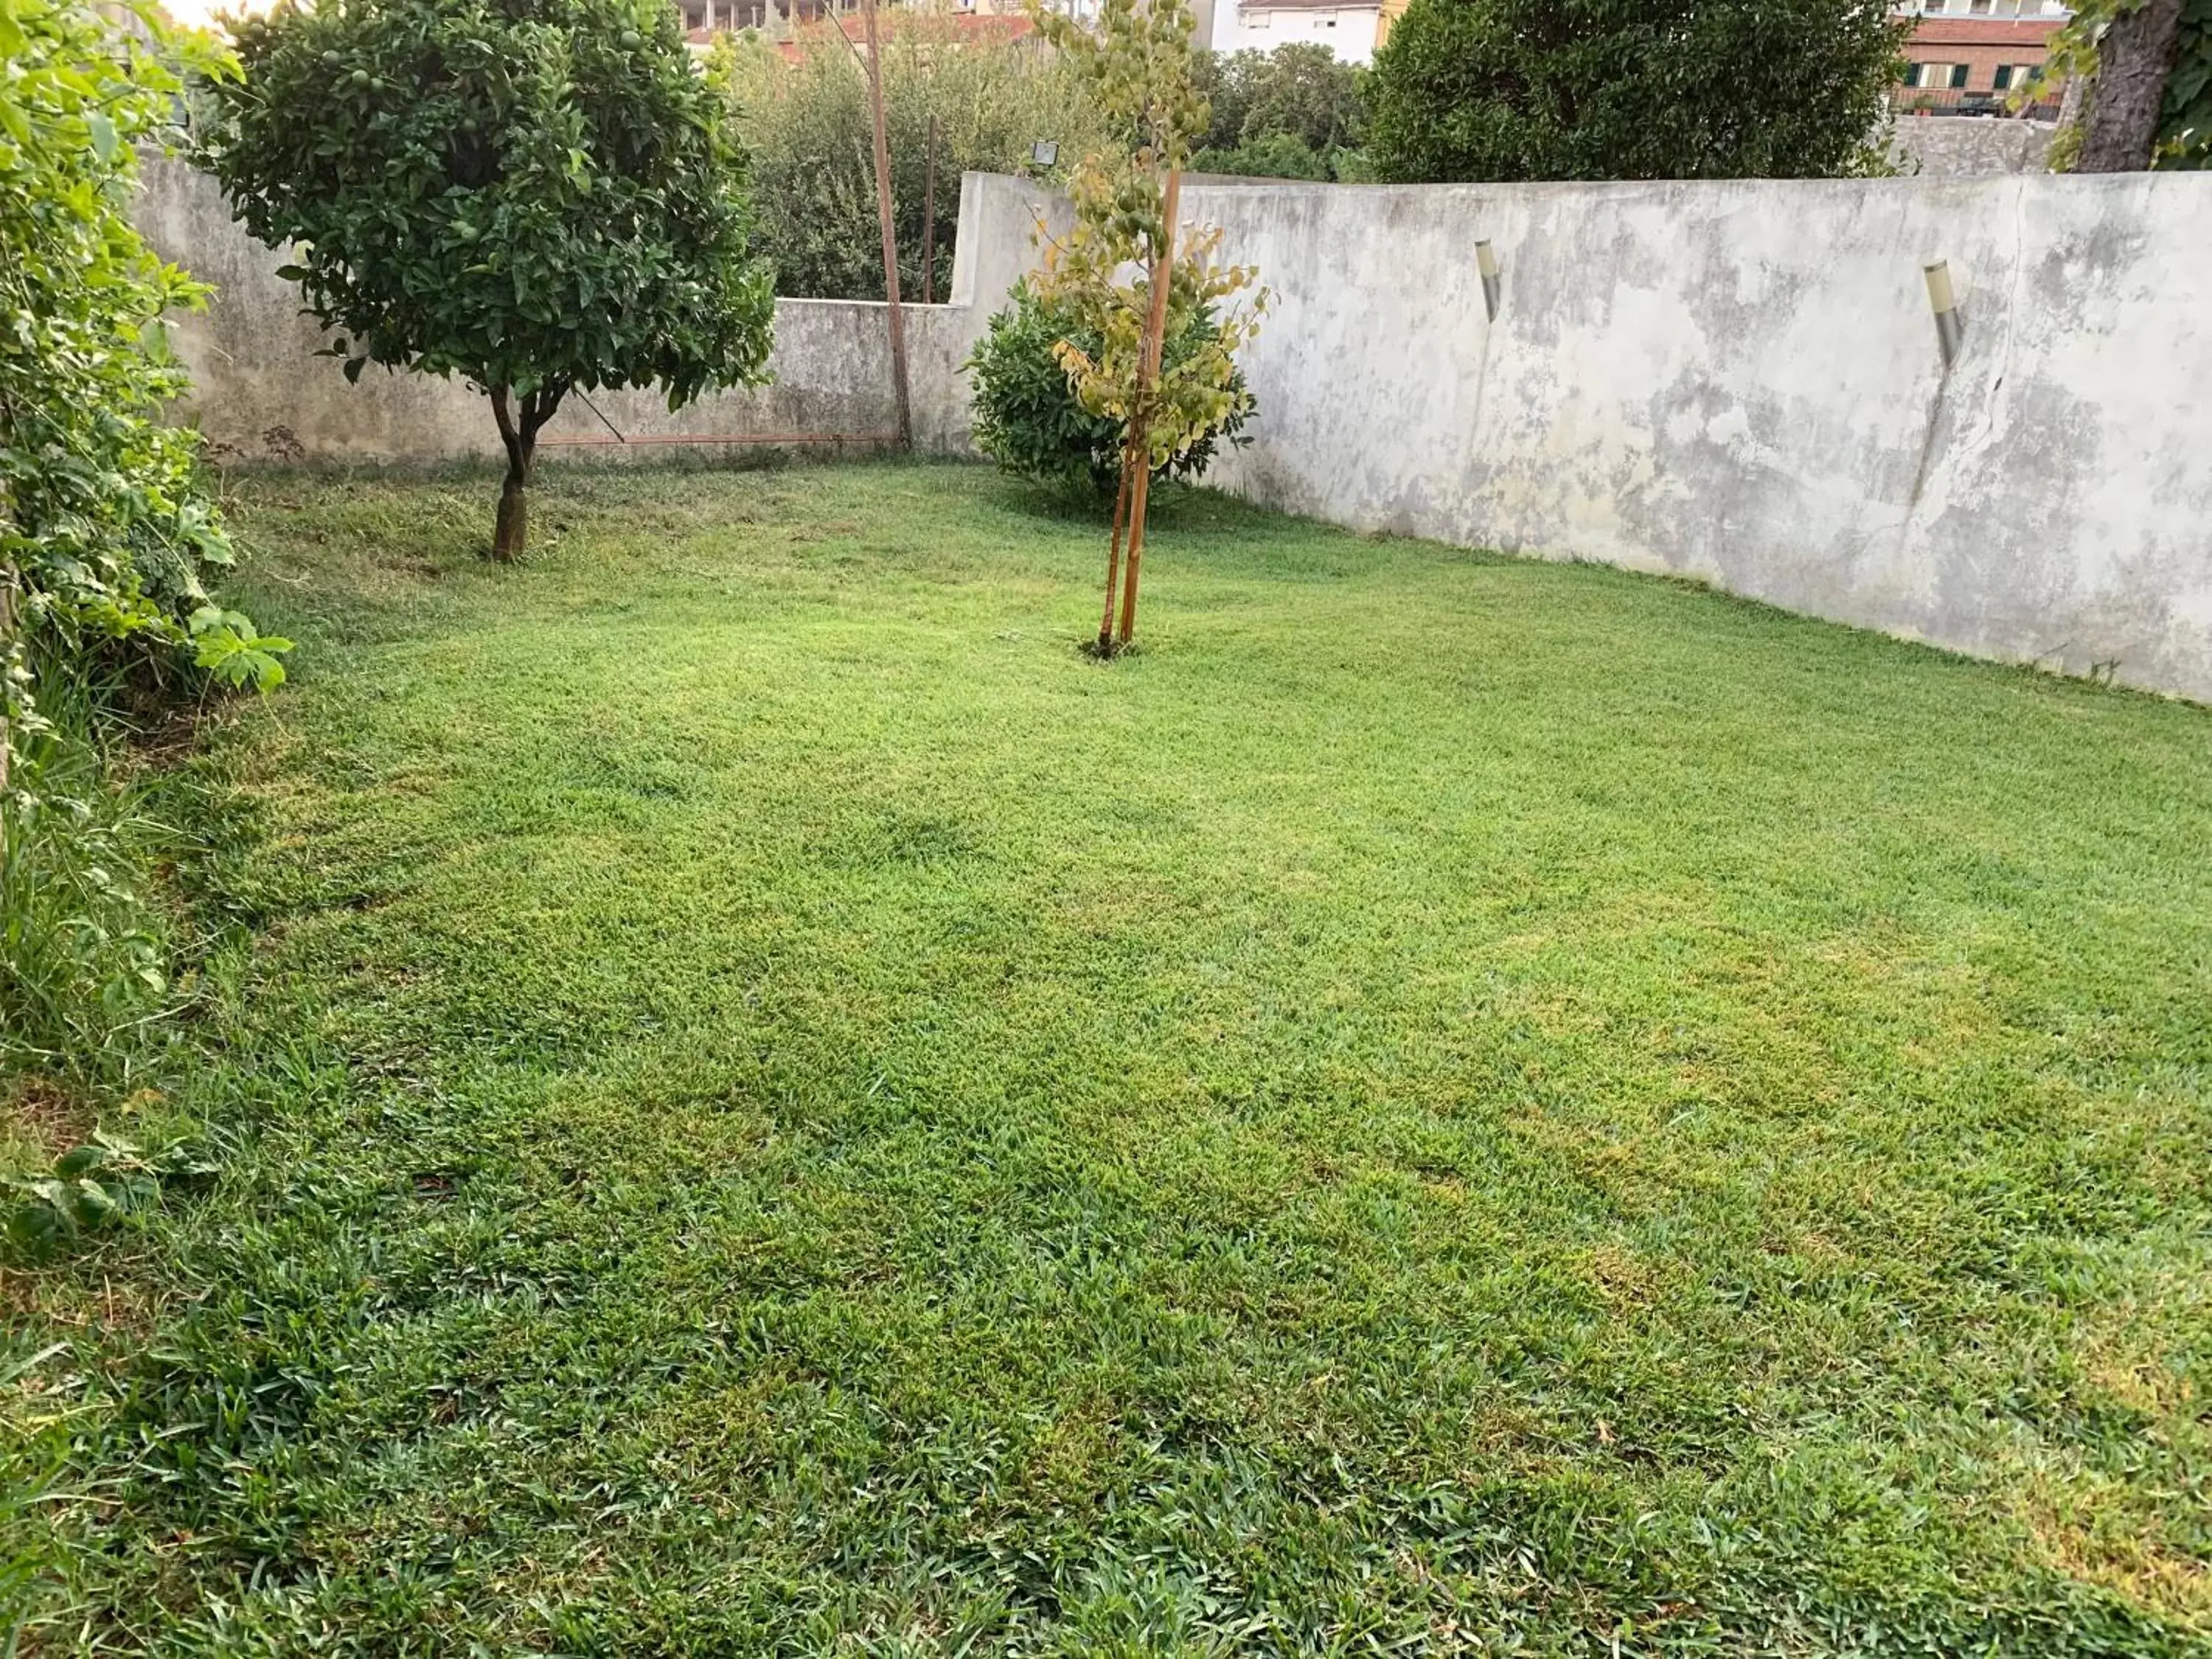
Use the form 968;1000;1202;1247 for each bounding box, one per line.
1890;86;2063;118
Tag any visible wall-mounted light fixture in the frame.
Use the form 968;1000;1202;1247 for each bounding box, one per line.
1475;240;1501;322
1924;260;1964;368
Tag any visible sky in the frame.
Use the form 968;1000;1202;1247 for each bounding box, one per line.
164;0;267;31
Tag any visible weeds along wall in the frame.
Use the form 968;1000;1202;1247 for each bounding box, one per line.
143;159;2212;703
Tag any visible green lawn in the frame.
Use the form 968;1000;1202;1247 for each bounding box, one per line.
8;459;2211;1654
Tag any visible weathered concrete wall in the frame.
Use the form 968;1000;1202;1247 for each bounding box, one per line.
1157;170;2212;701
142;159;2212;702
136;156;982;463
1888;117;2057;178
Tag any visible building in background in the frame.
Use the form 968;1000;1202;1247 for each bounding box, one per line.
1208;0;1380;64
1893;0;2070;116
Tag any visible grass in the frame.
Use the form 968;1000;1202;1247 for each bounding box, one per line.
4;458;2210;1655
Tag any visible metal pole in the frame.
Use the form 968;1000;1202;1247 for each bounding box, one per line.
1924;260;1964;368
860;0;912;450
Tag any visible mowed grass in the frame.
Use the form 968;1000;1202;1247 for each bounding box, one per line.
7;459;2211;1655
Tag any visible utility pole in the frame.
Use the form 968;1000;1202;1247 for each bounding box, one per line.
859;0;913;450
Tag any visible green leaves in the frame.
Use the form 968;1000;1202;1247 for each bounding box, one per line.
4;1128;219;1254
1;0;248;790
187;605;295;691
966;276;1252;493
712;18;1111;302
1025;0;1267;479
198;0;777;424
1365;0;1903;184
2048;0;2212;169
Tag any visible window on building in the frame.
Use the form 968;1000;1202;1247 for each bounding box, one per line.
1970;0;1992;13
1950;62;1970;88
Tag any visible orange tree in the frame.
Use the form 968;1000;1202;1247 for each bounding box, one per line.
198;0;776;560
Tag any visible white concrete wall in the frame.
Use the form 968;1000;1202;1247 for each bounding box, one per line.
136;156;985;464
1208;3;1379;64
1169;171;2212;703
142;158;2212;703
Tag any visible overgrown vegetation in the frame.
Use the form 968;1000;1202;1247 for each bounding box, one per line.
1366;0;1905;182
198;0;777;558
0;0;273;1325
7;460;2211;1650
0;0;280;760
1192;43;1370;181
715;15;1109;301
966;277;1251;492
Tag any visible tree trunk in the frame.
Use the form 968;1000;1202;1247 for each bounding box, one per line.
2075;0;2185;172
488;383;561;562
493;465;529;562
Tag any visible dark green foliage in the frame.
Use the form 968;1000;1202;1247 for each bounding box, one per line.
202;0;773;406
2045;0;2212;171
964;279;1252;493
4;1129;218;1256
1366;0;1905;182
1;0;281;1159
0;0;271;740
2175;0;2212;165
197;0;776;553
1193;129;1335;179
0;685;178;1089
1192;43;1368;177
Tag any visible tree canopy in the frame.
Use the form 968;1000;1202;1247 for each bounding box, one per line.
1365;0;1904;183
199;0;776;556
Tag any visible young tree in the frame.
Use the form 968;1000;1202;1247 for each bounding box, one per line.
200;0;776;560
1032;0;1266;655
1365;0;1904;183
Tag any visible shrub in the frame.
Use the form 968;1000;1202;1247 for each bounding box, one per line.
965;279;1253;494
717;17;1110;301
0;0;274;768
198;0;776;559
1194;44;1366;154
1366;0;1905;183
1191;44;1368;178
1193;131;1334;179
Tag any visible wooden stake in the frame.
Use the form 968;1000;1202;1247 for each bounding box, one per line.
1098;442;1132;653
1115;165;1180;648
922;112;938;305
860;0;911;450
